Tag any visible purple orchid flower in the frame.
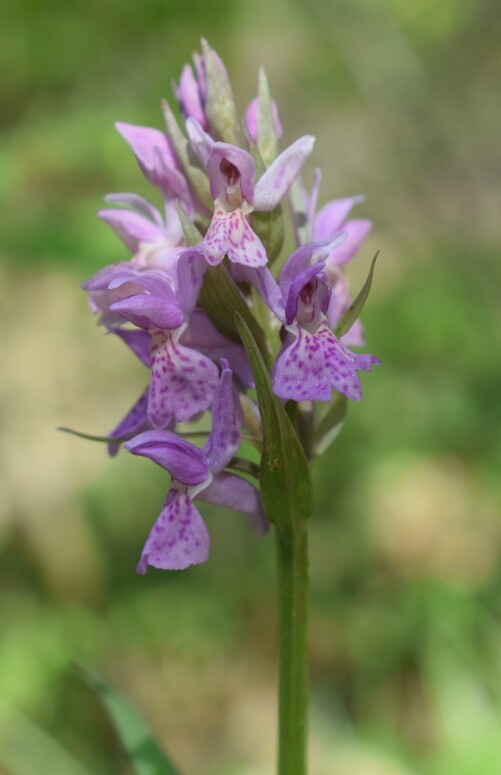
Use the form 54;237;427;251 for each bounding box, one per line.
293;173;373;346
186;131;315;267
272;239;380;403
105;252;220;429
125;361;268;572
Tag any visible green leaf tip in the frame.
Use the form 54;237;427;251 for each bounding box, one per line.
334;251;379;339
74;662;182;775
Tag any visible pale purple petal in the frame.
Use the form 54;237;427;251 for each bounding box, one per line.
137;491;210;572
82;263;146;328
180;311;253;387
113;328;151;367
272;322;380;402
313;195;364;240
176;249;207;313
148;332;219;427
110;293;184;331
207;144;256;205
185;117;215;167
204;363;242;473
197;472;269;537
125;429;209;485
116;122;178;188
324;219;372;268
201;207;267;267
104;193;165;228
253;135;315;212
326;276;365;347
108;390;149;457
244;97;283;143
108;268;176;299
238;266;285;322
175;64;207;128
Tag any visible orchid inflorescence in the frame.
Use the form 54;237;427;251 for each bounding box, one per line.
81;39;380;574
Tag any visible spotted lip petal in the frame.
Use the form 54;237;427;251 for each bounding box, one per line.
148;332;219;428
125;429;209;485
137;490;210;573
272;322;380;403
201;207;268;267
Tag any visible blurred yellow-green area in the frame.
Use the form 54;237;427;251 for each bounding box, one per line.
1;0;500;773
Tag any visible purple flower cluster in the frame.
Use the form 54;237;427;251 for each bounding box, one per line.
83;41;380;572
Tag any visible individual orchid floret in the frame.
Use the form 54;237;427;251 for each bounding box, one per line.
197;135;315;267
272;240;380;403
244;96;283;144
125;361;268;572
104;254;219;429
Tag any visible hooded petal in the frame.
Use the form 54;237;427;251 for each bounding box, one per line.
107;390;149;457
197;472;269;537
148;332;219;427
98;208;164;252
272;322;380;402
279;236;347;312
253;135;315;211
137;490;210;572
204;361;242;473
207;143;256;206
313;195;365;240
125;429;209;485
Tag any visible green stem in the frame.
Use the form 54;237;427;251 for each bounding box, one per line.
276;525;309;775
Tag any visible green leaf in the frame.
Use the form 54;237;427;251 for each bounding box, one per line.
199;263;266;350
75;663;181;775
235;313;313;529
334;251;379;338
201;39;238;145
175;201;203;246
313;393;348;456
257;68;279;166
162;100;213;210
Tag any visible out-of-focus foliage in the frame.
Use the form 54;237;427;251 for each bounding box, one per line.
1;0;500;773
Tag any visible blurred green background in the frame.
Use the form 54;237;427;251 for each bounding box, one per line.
1;0;500;773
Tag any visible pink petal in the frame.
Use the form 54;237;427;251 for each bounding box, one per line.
253;135;315;211
148;332;219;428
314;196;364;240
198;472;268;537
244;96;283;143
272;322;380;403
324;219;372;268
137;491;210;572
98;209;163;252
